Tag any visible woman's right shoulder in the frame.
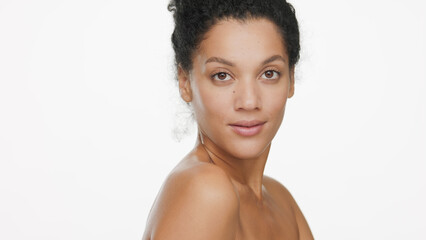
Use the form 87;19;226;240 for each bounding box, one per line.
165;162;239;205
143;162;239;240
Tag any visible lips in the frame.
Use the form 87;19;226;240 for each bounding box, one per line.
229;120;266;137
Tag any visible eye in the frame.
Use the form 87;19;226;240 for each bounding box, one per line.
212;72;232;81
261;70;280;80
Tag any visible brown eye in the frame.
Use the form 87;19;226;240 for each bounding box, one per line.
218;72;227;80
261;70;279;80
213;72;231;81
265;70;274;78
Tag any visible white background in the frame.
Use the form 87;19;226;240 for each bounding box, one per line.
1;0;425;239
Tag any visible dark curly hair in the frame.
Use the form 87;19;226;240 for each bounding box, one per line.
168;0;300;74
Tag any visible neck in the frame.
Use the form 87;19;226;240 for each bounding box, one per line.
196;131;271;200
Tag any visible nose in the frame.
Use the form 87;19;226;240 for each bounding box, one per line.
234;78;262;111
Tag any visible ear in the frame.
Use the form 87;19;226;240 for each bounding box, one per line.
288;66;295;98
178;65;193;102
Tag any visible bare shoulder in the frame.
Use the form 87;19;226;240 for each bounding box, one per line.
263;175;314;240
263;175;293;199
143;162;239;240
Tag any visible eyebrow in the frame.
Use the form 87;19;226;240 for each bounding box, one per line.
262;55;286;65
205;57;234;66
205;55;286;67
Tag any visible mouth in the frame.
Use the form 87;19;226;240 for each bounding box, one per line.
229;120;266;137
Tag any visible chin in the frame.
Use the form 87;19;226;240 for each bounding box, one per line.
225;138;271;160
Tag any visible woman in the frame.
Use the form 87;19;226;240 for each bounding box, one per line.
143;0;313;239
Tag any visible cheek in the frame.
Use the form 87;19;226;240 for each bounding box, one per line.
191;84;230;125
264;88;288;123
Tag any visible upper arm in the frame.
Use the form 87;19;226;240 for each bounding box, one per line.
148;165;239;240
264;176;314;240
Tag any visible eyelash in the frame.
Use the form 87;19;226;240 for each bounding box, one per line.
262;69;281;80
211;71;232;81
210;68;281;82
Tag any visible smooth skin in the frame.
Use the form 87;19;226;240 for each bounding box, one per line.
142;18;313;240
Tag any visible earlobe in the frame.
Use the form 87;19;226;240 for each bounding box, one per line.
288;67;295;98
178;66;193;102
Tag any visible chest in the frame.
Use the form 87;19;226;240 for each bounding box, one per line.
234;193;299;240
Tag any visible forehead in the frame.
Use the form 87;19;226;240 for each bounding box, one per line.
195;18;288;65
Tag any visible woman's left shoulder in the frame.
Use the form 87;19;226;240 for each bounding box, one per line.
262;175;293;201
263;175;314;240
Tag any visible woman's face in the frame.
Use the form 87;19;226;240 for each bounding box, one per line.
179;18;294;160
